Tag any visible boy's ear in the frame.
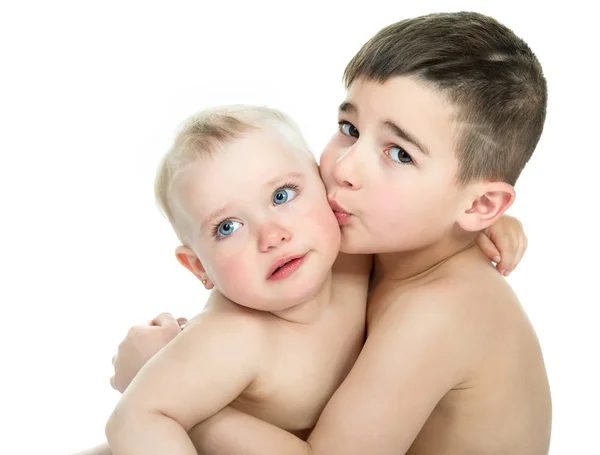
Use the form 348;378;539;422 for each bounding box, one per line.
458;181;515;232
175;246;214;289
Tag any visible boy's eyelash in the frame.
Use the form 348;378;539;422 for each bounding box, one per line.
384;145;415;167
210;182;301;240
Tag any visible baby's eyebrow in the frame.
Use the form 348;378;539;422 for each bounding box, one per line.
264;172;305;187
201;202;234;232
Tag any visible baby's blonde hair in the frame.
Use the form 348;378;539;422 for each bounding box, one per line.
155;105;311;243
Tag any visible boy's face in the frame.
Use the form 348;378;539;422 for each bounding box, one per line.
174;129;341;311
320;76;468;254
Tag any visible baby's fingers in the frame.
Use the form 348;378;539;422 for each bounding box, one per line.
476;232;501;264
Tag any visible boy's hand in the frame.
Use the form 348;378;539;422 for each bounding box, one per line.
476;215;528;276
110;312;186;393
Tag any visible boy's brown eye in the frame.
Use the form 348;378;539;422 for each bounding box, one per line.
386;145;413;164
339;121;359;138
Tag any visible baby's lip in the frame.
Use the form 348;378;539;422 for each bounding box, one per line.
266;254;306;278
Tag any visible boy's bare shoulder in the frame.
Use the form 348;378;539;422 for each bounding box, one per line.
370;250;520;358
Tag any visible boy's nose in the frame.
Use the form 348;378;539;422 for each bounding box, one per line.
332;145;363;190
257;222;292;252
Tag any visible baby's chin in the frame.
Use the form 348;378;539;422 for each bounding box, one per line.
235;282;331;316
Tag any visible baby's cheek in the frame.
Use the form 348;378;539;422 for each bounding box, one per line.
212;254;254;298
304;204;341;244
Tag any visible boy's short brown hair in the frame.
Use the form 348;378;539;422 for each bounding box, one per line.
344;11;547;185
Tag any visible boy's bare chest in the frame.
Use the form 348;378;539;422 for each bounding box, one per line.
366;280;417;330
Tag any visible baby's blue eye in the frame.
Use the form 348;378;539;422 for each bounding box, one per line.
216;220;242;237
388;145;413;164
273;188;297;205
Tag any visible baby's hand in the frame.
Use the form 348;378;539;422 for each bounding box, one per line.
110;312;186;393
476;215;528;277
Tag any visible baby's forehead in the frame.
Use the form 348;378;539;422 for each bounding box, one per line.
222;128;316;162
175;133;318;206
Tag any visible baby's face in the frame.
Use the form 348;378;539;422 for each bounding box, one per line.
173;129;341;311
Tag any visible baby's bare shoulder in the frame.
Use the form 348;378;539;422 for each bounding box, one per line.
185;291;275;342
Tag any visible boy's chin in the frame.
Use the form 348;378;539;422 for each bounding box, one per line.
339;236;379;255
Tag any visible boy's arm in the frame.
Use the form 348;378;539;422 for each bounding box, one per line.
105;310;265;455
193;283;478;455
110;312;185;393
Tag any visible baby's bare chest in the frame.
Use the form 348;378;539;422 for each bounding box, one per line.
235;307;365;431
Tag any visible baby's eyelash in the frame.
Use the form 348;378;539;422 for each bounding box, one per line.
277;182;300;193
211;220;227;240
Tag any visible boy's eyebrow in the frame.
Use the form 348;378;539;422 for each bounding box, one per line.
338;101;356;114
340;101;430;156
384;120;430;157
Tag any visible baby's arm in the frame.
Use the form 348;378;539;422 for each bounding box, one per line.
477;214;527;275
105;308;266;455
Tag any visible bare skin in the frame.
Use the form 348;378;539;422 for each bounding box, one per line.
74;215;530;455
207;251;369;436
105;127;373;455
181;75;552;455
187;246;551;455
367;246;551;455
77;77;540;453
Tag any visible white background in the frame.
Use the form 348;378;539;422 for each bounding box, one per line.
1;1;598;454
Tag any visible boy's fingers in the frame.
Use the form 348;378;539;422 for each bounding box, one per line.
476;232;501;264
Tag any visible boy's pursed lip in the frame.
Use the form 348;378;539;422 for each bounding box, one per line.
328;198;352;225
266;254;306;280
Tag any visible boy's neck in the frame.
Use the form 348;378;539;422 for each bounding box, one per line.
272;272;334;324
372;234;477;287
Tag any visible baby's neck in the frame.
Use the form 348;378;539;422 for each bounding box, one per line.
271;274;334;324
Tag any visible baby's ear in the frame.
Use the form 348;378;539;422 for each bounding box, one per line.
458;181;515;232
175;246;213;288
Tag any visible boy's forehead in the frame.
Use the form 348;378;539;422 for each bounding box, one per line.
343;77;454;119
